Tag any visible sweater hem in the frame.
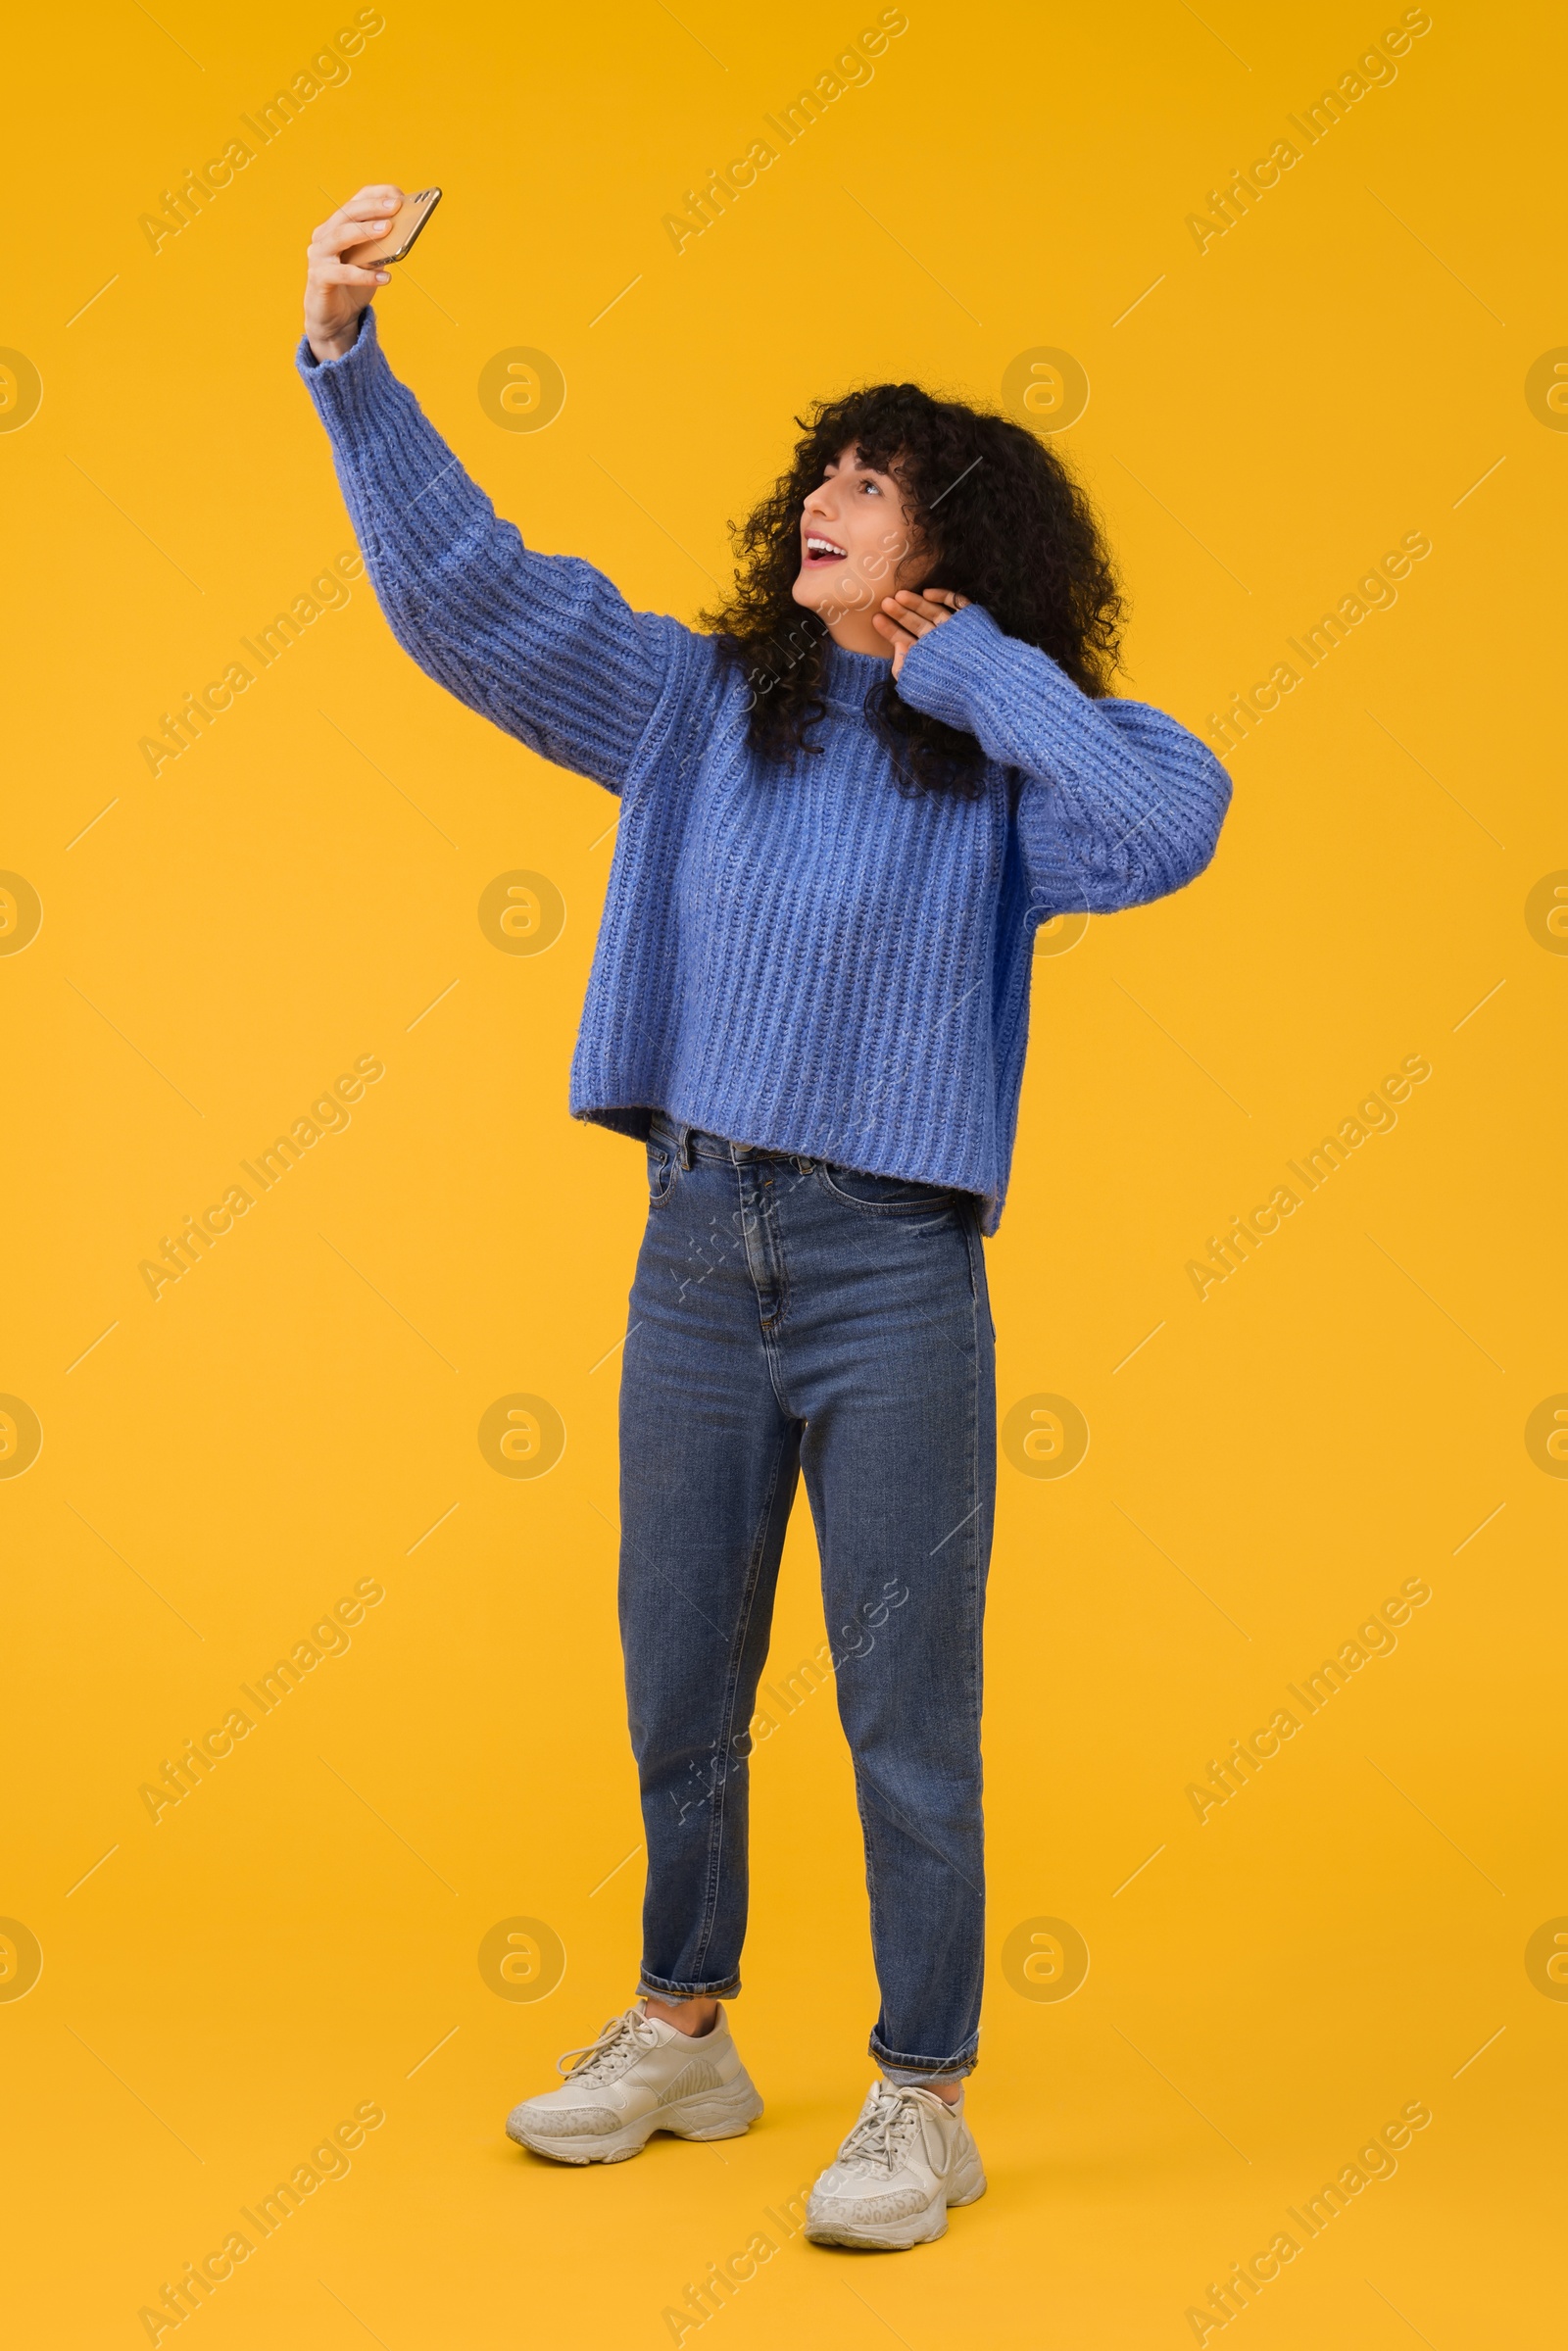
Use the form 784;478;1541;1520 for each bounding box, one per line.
569;1098;1000;1231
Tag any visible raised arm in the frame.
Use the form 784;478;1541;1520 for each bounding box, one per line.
894;601;1232;914
298;185;689;794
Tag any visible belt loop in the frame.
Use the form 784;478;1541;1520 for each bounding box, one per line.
675;1121;694;1171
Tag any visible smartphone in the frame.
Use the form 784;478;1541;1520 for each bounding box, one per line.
345;187;441;268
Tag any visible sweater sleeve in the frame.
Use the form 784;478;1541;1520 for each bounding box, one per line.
296;308;691;793
895;602;1232;915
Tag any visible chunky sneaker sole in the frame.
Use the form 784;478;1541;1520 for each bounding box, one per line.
508;2069;763;2164
805;2143;986;2247
805;2081;988;2249
505;1997;764;2164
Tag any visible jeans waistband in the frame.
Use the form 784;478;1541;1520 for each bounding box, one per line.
649;1108;817;1174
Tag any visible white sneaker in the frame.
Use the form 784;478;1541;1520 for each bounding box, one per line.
805;2081;986;2249
505;1998;763;2164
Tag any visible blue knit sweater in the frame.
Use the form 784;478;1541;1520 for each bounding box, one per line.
299;311;1231;1232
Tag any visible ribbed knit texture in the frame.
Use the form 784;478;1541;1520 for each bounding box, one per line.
298;310;1232;1232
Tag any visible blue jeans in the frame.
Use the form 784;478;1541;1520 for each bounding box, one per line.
618;1111;996;2082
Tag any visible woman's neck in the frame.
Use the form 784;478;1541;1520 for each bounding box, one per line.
825;612;896;661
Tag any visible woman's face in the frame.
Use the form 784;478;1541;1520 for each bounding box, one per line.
791;443;927;629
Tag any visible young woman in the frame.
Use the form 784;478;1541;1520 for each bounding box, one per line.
301;185;1230;2252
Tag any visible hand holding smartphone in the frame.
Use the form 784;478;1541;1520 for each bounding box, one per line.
343;186;441;268
305;183;441;365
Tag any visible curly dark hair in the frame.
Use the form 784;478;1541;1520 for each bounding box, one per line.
700;383;1125;798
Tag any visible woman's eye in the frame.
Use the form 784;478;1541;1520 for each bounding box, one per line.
860;479;882;496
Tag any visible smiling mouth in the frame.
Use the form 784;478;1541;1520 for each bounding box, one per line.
803;533;848;565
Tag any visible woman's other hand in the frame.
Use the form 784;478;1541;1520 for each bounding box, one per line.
873;587;970;679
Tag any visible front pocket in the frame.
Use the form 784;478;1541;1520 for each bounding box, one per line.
816;1162;956;1215
647;1140;676;1206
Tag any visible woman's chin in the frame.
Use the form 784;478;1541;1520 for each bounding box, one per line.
793;568;869;617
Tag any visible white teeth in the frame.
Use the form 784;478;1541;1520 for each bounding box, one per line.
807;536;845;558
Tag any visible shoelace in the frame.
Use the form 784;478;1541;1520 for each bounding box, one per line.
837;2082;950;2175
554;2006;660;2083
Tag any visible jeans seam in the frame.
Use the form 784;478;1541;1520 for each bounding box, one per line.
689;1417;794;1983
964;1211;988;2047
963;1210;987;1745
737;1159;798;1378
855;1773;884;1993
762;1162;821;1413
764;1188;791;1331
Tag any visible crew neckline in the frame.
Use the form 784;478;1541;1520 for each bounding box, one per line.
818;637;894;708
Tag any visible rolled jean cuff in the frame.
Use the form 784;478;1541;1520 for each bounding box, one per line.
870;2032;978;2083
638;1968;742;2000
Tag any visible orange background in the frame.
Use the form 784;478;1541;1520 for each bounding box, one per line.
3;0;1563;2342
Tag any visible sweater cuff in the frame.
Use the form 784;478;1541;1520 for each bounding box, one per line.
894;601;1004;725
295;303;388;425
896;599;1078;731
